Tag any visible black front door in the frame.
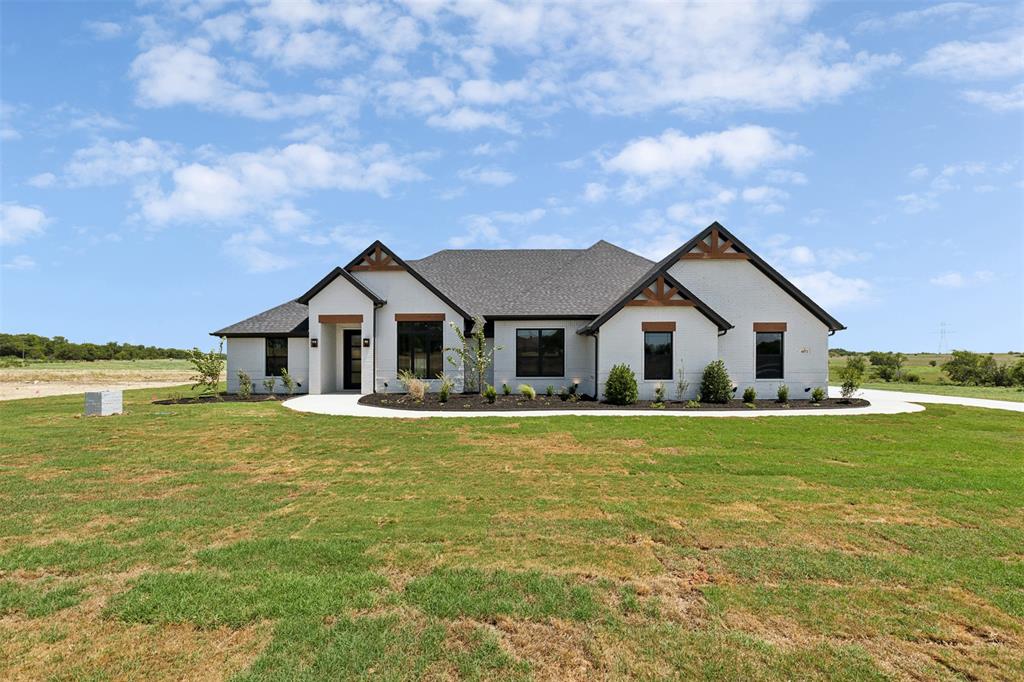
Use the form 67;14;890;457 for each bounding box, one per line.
343;330;362;390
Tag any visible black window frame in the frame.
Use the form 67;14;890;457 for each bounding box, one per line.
643;331;673;380
265;337;289;377
755;331;784;379
515;328;565;378
397;321;444;380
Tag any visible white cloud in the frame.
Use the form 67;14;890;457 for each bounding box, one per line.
741;185;789;213
140;143;425;225
855;3;995;33
63;138;179;187
223;228;295;273
380;77;455;115
0;203;49;245
251;26;356;69
603;126;805;191
929;270;994;288
457;165;516;186
457;78;535;105
910;35;1024;80
27;173;56;188
896;192;940;214
908;164;930;180
426;107;519;133
2;255;36;271
789;271;872;308
582;182;608;203
448;207;546;247
130;41;345;120
765;169;807;185
665;189;736;227
85;20;123;40
961;83;1024;112
471;140;518;156
270;202;313;233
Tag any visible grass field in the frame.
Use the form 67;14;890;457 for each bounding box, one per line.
829;352;1024;403
0;359;192;371
1;387;1022;680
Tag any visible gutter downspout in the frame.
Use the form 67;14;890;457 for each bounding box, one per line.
593;331;599;400
372;304;378;393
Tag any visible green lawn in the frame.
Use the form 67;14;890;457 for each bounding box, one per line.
830;352;1024;403
1;387;1022;680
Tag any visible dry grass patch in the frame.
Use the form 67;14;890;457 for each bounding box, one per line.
491;616;596;681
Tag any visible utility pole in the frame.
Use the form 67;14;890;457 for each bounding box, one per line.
936;322;954;354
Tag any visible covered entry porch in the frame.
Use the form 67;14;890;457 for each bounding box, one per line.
312;314;372;394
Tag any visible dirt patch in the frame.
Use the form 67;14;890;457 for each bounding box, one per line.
153;394;284;405
359;393;870;412
713;502;778;523
0;380;189;402
491;617;596;681
455;429;585;455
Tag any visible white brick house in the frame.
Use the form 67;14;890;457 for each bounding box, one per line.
213;222;845;400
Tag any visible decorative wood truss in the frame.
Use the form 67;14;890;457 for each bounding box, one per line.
626;275;695;307
349;244;404;271
680;226;748;260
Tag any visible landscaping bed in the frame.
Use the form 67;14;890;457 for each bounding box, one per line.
153;393;284;405
359;393;870;411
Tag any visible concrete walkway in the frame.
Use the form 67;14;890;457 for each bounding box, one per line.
283;386;1023;419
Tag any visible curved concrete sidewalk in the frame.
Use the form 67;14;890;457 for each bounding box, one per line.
283;386;1023;418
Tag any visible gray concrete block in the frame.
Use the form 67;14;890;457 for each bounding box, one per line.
85;390;123;416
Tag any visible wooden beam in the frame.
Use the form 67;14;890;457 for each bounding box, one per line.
753;322;787;332
642;321;676;332
626;299;693;307
395;313;445;322
319;314;363;324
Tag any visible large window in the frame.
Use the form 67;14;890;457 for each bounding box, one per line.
397;321;443;379
265;337;288;377
516;328;565;377
755;332;784;379
644;331;673;380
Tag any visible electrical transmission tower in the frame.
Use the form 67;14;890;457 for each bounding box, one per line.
936;322;954;354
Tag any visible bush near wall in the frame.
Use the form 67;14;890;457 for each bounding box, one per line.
700;360;732;404
604;364;638;405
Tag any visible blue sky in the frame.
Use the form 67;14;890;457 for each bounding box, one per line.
1;0;1021;352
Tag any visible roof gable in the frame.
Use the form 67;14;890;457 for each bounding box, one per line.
653;222;845;332
581;270;732;334
296;266;386;305
345;241;473;320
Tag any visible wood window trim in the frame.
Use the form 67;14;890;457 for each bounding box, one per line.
319;314;363;324
641;321;676;332
753;322;787;332
394;313;445;322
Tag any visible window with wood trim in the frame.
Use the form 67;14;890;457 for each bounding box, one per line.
265;338;288;377
515;329;565;377
397;321;443;379
644;331;673;380
755;332;784;379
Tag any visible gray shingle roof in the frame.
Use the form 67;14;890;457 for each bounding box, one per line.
408;240;654;317
212;300;309;337
214;240;659;336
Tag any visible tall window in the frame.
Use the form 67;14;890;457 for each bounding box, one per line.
755;332;784;379
644;331;673;380
265;337;288;377
516;328;565;377
397;321;443;379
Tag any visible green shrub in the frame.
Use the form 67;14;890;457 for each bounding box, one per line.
1011;358;1024;387
699;360;732;404
519;384;536;400
545;385;554;397
262;376;276;395
742;386;756;403
559;386;570;401
653;382;666;404
685;399;701;408
186;341;225;397
811;386;826;402
604;364;638;405
902;372;921;383
776;383;789;403
437;373;454;403
237;371;252;399
280;368;296;396
838;356;864;401
502;383;511;396
483;384;497;403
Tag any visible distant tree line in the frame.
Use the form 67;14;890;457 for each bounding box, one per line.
0;333;192;361
830;348;1024;387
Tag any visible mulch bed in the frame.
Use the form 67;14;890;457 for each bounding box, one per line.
152;394;285;405
358;393;870;412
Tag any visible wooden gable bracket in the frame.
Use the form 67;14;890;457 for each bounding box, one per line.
349;244;405;272
680;225;749;260
625;275;696;307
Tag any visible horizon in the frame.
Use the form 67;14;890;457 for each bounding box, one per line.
1;1;1022;353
